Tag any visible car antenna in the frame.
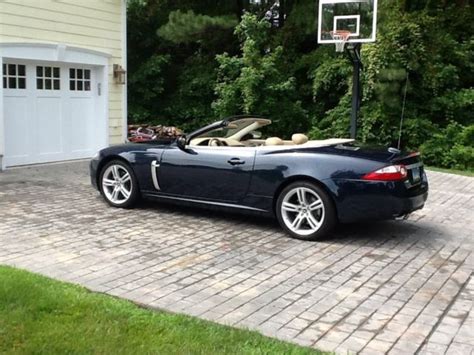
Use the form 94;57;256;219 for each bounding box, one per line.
397;71;409;150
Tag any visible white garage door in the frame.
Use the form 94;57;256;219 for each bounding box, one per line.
3;60;105;167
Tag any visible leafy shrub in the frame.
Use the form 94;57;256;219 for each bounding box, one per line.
420;122;474;171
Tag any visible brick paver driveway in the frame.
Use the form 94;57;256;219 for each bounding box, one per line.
0;161;472;354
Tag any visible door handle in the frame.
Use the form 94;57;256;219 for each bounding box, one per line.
227;158;245;165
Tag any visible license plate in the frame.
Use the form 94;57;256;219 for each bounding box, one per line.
411;167;421;182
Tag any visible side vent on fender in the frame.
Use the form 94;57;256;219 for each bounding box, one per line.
151;160;161;190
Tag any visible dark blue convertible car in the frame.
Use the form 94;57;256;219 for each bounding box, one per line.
90;115;428;240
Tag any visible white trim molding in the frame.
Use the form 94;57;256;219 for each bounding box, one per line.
121;0;128;143
0;57;4;170
0;43;112;66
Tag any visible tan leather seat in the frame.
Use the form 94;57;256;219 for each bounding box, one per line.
265;137;284;146
292;133;308;145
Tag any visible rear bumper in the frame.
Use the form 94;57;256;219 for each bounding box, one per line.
328;173;429;223
389;190;428;217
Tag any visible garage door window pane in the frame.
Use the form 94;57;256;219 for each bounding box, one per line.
8;77;16;89
3;64;27;89
69;68;91;91
84;70;91;91
8;65;16;76
37;66;60;90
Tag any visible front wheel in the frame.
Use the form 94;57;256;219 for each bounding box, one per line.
276;181;336;241
99;160;139;208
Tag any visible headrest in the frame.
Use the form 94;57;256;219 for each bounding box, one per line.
292;133;308;145
265;137;284;146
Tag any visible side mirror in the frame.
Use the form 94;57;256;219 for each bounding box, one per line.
251;131;262;139
177;135;187;150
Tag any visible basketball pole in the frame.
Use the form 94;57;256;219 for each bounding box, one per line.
318;0;377;140
347;43;362;140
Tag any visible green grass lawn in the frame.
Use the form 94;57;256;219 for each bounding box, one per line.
425;166;474;177
0;266;323;355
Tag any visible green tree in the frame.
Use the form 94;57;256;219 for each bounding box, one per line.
126;0;244;126
213;13;307;136
157;10;238;45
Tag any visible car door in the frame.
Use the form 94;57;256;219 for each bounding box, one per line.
158;146;256;203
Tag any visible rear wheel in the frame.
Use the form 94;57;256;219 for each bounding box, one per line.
99;160;139;208
276;181;336;241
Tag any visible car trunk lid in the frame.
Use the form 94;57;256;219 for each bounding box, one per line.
392;151;424;186
329;143;404;162
330;143;424;185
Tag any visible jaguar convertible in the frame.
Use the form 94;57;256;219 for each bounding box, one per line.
90;115;428;241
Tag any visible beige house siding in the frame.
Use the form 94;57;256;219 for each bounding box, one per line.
0;0;126;145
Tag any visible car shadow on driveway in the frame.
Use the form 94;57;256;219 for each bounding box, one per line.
132;197;424;246
135;198;281;229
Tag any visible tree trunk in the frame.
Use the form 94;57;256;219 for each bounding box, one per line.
279;0;285;27
237;0;244;20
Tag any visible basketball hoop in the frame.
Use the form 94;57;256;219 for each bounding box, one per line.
330;30;351;52
317;0;379;139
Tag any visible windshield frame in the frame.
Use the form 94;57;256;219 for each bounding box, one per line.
196;119;261;139
184;115;271;144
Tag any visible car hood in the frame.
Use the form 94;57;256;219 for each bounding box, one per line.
99;139;175;155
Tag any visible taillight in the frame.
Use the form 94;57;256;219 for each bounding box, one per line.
362;165;408;181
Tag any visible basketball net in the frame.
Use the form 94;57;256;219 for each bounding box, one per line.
330;30;351;52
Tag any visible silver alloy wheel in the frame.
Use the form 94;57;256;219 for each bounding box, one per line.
281;187;325;236
101;164;132;205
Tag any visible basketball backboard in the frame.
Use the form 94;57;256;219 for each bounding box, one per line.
318;0;378;44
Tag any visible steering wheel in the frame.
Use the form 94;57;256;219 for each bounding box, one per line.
208;138;222;147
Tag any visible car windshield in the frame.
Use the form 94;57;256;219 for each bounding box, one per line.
198;119;260;138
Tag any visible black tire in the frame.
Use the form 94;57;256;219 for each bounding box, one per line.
276;181;337;241
99;160;140;208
